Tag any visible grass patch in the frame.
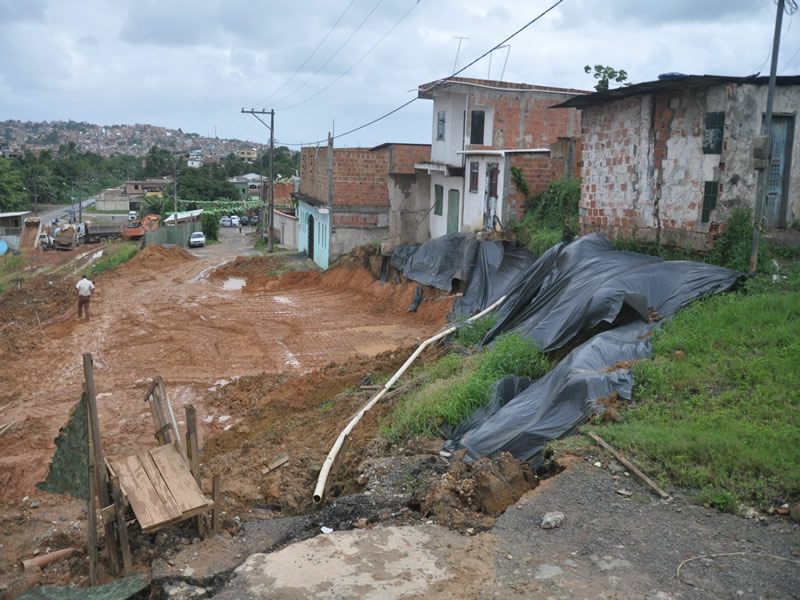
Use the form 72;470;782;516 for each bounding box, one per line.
589;282;800;509
381;333;548;443
509;177;580;255
82;242;139;278
452;314;499;346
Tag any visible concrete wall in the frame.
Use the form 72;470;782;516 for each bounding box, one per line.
388;172;430;244
273;210;298;249
96;198;131;211
430;91;467;165
580;83;800;248
429;174;464;238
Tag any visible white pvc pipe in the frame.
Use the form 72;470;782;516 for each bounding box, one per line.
312;294;508;504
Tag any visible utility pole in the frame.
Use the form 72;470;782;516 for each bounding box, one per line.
750;0;785;273
241;108;275;252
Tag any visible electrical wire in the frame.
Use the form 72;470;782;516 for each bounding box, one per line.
272;0;385;109
278;0;567;146
253;0;357;108
277;0;421;112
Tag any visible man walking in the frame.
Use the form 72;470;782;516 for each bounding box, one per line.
76;274;95;322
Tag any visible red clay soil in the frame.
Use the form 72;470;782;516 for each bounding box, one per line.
0;246;452;503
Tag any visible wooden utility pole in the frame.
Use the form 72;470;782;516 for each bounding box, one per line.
241;108;275;251
750;0;785;273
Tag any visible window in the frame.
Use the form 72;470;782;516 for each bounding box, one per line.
470;110;486;145
437;111;446;140
488;163;499;198
469;162;479;192
703;112;725;154
702;181;718;223
434;184;444;216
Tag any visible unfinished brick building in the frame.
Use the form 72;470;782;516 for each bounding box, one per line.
415;77;586;237
293;143;430;269
556;74;800;249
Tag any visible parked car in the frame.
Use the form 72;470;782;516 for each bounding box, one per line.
230;215;241;227
188;231;206;248
240;215;249;226
220;216;232;227
249;214;260;226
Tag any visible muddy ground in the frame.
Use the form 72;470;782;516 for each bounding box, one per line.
2;229;798;599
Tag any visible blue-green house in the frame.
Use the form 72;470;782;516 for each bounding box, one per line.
295;194;331;270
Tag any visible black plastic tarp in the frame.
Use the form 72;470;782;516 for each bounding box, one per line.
453;241;537;316
391;233;480;292
445;233;743;464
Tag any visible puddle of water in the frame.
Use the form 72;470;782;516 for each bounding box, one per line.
222;277;246;290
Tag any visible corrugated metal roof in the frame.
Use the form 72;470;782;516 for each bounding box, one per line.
0;211;32;218
552;74;800;109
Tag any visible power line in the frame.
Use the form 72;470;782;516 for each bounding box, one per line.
253;0;357;108
279;0;567;146
272;0;385;109
277;0;421;112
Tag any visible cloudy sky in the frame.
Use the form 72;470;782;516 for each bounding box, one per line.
1;0;797;148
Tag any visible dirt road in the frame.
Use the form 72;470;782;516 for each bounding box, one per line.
0;230;450;502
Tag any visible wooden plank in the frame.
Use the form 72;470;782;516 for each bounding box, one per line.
111;475;132;573
149;444;209;515
83;353;120;576
138;452;183;518
148;380;171;446
587;431;670;499
155;377;183;457
261;453;289;475
114;454;179;532
212;475;220;536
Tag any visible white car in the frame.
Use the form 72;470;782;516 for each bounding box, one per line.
230;215;241;227
220;216;231;227
188;231;206;247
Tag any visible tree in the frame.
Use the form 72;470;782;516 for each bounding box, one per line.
584;64;629;92
201;210;220;241
0;157;28;211
142;145;173;177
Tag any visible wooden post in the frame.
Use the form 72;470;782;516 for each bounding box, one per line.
211;475;220;536
83;353;120;575
185;404;203;536
87;435;98;586
144;379;170;446
110;475;132;573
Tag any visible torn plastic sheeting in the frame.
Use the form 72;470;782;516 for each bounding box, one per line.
440;374;530;444
453;241;536;317
449;233;742;464
484;233;742;352
455;323;651;464
390;233;480;291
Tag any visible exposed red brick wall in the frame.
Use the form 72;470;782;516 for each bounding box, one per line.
273;181;293;203
465;91;581;151
389;144;430;174
508;153;554;220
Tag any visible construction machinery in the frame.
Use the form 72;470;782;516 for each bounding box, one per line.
83;222;124;243
124;214;160;240
54;225;82;250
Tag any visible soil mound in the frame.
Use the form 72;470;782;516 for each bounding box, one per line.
411;451;538;529
124;244;196;270
0;273;75;359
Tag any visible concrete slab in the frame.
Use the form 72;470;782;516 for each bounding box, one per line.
215;525;473;599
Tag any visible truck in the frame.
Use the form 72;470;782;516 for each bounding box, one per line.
124;214;161;240
83;222;124;243
54;225;82;250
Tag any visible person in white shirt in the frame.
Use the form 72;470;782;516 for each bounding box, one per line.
76;275;95;322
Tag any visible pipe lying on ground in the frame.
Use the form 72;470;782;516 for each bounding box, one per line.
22;547;77;571
312;295;508;504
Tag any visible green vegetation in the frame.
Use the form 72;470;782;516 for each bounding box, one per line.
381;333;548;443
82;242;139;278
584;64;630;92
589;269;800;510
201;211;220;241
453;314;499;346
511;177;580;255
